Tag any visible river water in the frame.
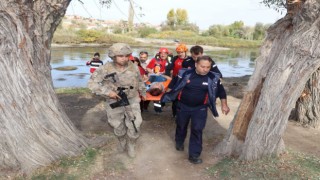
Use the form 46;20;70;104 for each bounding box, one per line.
51;46;258;88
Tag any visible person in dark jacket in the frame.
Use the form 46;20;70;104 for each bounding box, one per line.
168;45;223;92
182;45;222;77
161;56;230;164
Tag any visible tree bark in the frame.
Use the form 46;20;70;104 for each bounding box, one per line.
214;0;320;160
0;0;87;173
294;68;320;128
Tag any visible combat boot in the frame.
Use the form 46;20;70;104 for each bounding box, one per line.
127;139;136;158
117;136;127;152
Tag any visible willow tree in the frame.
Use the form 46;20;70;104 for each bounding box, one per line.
0;1;87;173
215;0;320;159
294;68;320;128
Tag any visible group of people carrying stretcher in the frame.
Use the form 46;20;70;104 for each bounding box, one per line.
132;44;223;115
88;42;230;164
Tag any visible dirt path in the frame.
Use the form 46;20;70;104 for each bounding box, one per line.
58;76;320;179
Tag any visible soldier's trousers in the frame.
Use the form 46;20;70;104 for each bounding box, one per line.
105;100;142;140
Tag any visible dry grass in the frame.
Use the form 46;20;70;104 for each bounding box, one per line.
207;150;320;179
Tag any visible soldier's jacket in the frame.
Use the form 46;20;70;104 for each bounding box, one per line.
88;61;146;101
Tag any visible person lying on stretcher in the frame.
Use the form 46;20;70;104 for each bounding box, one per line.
146;75;171;95
145;74;171;113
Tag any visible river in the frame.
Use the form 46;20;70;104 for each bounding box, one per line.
51;46;258;88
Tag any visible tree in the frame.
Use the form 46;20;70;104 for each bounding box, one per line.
164;8;195;32
0;1;87;173
214;0;319;160
176;8;188;25
166;9;176;27
294;68;320;128
208;25;224;37
228;21;245;38
253;23;266;40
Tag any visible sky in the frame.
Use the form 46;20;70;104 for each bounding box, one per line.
66;0;284;30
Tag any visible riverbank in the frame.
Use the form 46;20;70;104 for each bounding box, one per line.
51;38;231;52
53;29;262;49
26;75;320;179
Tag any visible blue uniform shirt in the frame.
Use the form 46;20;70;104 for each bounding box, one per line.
179;73;209;107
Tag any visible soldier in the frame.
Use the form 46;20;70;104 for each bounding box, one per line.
88;43;146;158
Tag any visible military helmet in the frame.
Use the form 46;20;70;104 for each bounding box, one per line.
108;43;133;58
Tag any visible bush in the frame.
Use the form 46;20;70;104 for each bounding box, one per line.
97;34;136;44
137;26;158;38
76;29;103;43
148;30;197;39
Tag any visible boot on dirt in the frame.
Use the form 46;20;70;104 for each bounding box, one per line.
117;136;127;152
127;139;136;158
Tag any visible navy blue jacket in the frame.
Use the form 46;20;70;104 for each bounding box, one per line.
161;68;225;117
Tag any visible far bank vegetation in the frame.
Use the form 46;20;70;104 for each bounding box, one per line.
55;9;270;48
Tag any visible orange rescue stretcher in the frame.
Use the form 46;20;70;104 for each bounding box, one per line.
145;77;171;101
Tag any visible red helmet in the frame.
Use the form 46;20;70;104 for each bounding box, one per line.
129;54;135;61
159;47;169;54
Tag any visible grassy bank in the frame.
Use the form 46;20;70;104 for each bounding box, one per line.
208;150;320;179
27;148;320;179
53;29;262;48
148;30;261;48
54;87;90;94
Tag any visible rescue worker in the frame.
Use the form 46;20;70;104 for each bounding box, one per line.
167;44;190;118
182;45;222;77
161;56;230;164
88;43;146;158
169;44;189;77
146;47;171;113
146;47;171;76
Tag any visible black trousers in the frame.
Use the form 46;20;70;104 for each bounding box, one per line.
175;103;207;157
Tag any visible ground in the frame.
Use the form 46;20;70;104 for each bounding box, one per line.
57;75;320;179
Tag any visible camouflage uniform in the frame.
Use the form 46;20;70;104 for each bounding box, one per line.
88;43;146;157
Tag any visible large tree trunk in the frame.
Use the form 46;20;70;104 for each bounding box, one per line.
0;1;87;173
214;0;320;160
294;68;320;128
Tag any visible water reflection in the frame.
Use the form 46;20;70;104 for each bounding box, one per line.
206;48;259;77
51;47;259;88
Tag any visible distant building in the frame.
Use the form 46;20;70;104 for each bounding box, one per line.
62;15;160;33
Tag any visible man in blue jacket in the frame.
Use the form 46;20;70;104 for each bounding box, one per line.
161;56;230;164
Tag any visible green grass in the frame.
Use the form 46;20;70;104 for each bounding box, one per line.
53;28;262;48
20;146;320;179
53;29;136;45
293;153;320;176
54;88;90;94
208;151;320;179
148;30;262;48
31;148;98;180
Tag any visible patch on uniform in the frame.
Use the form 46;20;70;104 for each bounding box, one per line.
202;82;208;85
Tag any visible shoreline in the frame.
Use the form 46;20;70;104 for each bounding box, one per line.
51;39;231;51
